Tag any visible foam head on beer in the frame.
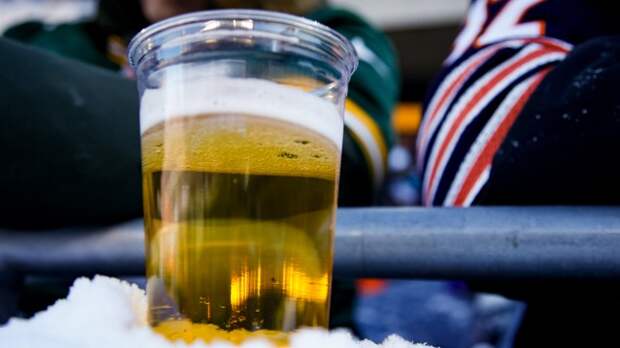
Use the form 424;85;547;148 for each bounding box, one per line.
140;64;343;344
140;65;344;147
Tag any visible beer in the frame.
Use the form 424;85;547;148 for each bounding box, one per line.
140;78;342;344
129;9;358;345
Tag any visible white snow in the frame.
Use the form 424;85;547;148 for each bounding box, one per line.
0;276;435;348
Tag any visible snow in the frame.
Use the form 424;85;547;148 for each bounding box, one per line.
0;276;436;348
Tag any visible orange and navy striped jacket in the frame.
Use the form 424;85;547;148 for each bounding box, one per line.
417;0;619;206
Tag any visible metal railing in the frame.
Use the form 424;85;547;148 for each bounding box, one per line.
2;207;620;321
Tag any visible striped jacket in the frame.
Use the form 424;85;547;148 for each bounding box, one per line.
418;0;618;206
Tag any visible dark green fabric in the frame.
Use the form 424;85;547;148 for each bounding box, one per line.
339;129;374;205
309;7;400;149
4;22;118;71
3;0;148;71
0;38;141;229
309;7;400;204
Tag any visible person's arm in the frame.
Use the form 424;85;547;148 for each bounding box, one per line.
478;39;620;205
310;7;400;206
417;0;578;207
0;38;141;229
417;0;620;207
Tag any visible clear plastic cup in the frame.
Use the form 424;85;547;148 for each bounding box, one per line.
128;9;358;345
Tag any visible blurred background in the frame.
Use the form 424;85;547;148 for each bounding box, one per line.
0;0;466;120
0;0;470;205
0;0;467;100
0;1;523;348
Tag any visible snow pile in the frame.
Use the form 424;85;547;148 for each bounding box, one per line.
0;276;435;348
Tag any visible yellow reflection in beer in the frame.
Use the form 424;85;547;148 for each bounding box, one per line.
230;264;328;309
282;263;329;303
230;265;250;309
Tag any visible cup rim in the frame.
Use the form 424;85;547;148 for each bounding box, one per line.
127;9;358;77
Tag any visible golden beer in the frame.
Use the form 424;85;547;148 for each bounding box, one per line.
140;79;342;344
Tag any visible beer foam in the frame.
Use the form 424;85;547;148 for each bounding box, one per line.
140;68;343;148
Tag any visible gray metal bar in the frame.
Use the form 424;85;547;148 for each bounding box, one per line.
334;207;620;279
1;207;620;280
0;220;145;277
